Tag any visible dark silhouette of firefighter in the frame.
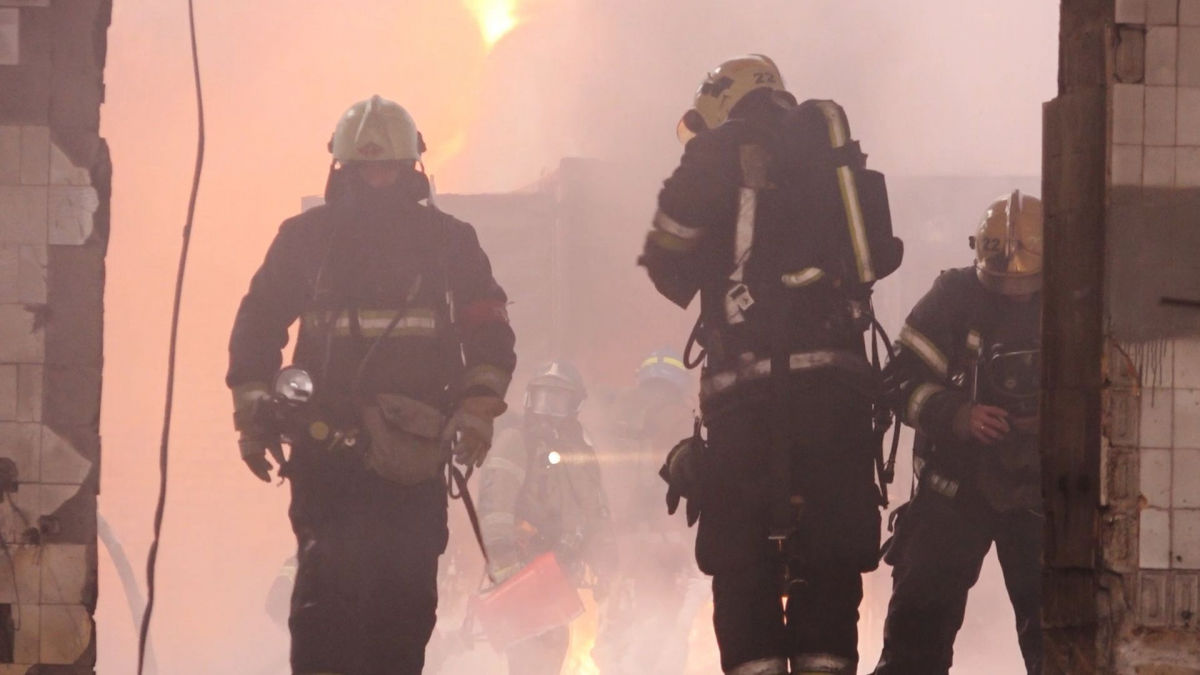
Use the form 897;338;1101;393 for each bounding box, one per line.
591;349;705;674
641;55;903;675
872;192;1044;675
226;95;516;675
475;361;613;675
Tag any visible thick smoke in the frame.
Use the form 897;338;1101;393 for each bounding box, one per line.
96;2;1056;673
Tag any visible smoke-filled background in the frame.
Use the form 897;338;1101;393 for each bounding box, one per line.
95;1;1056;673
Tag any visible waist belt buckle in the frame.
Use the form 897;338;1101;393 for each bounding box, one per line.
725;283;754;323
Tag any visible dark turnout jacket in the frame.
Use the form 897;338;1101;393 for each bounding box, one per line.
227;191;516;423
640;95;872;383
889;267;1041;512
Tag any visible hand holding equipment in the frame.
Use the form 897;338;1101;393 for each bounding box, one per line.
443;396;506;468
232;382;286;482
659;418;706;526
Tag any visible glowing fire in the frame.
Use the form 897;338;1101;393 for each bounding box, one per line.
423;130;467;181
564;589;601;675
462;0;520;49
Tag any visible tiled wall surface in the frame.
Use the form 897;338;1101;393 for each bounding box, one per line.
1113;0;1200;186
1113;0;1200;639
0;124;99;668
1130;338;1200;628
1136;342;1200;563
0;1;108;672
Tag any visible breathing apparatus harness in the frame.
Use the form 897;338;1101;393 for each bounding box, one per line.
300;169;494;573
668;96;904;551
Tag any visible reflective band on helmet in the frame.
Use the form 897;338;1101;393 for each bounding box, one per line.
463;364;512;398
905;382;946;429
728;656;788;675
899;324;949;379
653;209;704;241
640;355;687;371
791;652;854;673
781;267;826;288
815;101;874;284
700;350;872;400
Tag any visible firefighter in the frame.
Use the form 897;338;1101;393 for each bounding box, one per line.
871;192;1044;675
592;349;702;674
476;360;613;675
642;55;898;675
227;95;516;675
610;349;695;448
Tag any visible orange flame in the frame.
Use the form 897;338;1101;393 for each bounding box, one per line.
564;589;601;675
462;0;520;49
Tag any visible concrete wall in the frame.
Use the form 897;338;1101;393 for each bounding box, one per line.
1045;1;1200;672
0;0;109;672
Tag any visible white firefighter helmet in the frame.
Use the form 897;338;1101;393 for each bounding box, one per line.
525;360;586;418
971;190;1044;295
330;95;422;163
677;54;786;143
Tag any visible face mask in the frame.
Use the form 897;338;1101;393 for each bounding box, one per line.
526;387;575;418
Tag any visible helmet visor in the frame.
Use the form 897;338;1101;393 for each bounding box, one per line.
527;386;575;418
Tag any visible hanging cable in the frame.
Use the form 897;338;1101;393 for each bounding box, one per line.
138;0;204;672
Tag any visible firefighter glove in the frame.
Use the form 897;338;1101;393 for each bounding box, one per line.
660;435;704;526
239;432;286;483
443;396;506;468
232;381;284;482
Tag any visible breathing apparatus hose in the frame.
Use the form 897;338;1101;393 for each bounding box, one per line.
869;313;901;507
139;1;204;672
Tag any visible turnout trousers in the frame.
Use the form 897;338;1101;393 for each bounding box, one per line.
286;446;449;675
697;378;881;674
872;486;1043;675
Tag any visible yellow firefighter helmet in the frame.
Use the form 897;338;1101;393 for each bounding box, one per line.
971;190;1044;295
330;95;422;163
676;54;786;143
